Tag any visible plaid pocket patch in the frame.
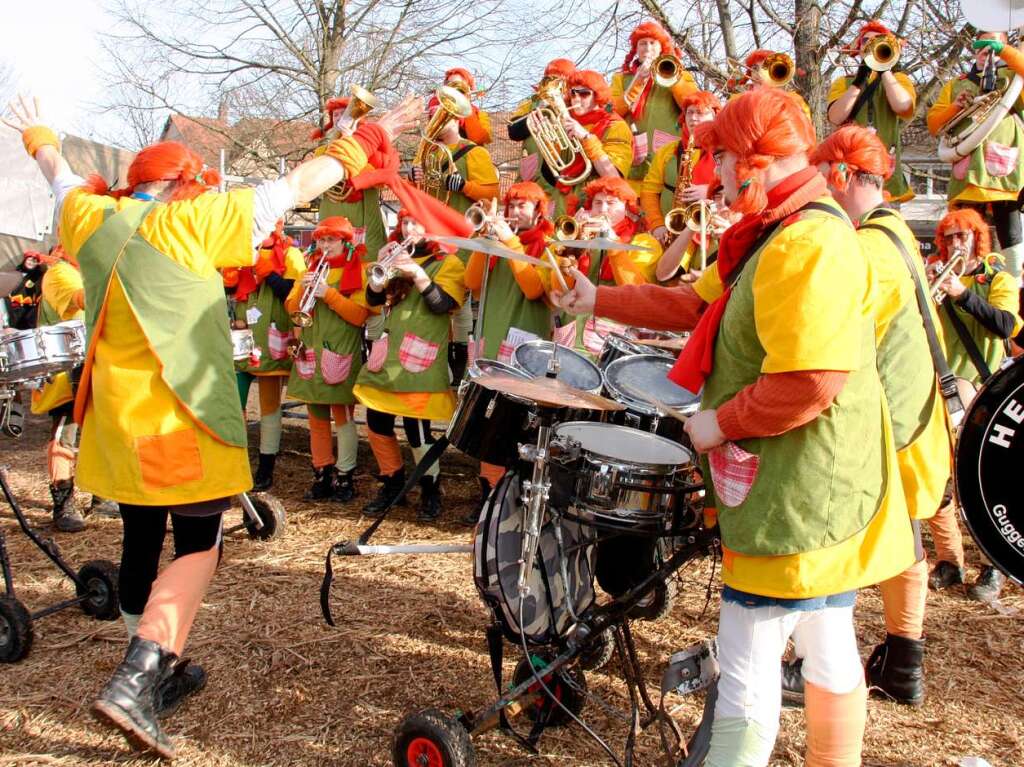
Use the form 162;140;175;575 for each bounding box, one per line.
367;335;389;373
320;349;353;385
295;348;316;380
398;332;440;374
267;324;290;361
708;442;760;508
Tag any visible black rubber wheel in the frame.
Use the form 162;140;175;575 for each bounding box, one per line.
578;629;614;671
511;653;586;727
76;560;120;620
628;579;676;622
0;597;33;662
392;708;476;767
243;493;286;541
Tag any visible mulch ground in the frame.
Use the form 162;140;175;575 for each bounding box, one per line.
0;407;1021;767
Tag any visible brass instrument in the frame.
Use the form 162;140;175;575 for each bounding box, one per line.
929;253;967;304
664;135;698;236
369;236;420;286
861;34;901;72
323;85;377;203
414;85;473;201
527;76;592;186
760;53;795;87
290;257;331;328
465;203;511;236
652;54;683;88
552;215;580;241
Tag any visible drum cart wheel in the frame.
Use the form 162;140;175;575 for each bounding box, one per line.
392;708;476;767
224;492;286;542
511;653;587;726
0;466;120;663
578;627;614;671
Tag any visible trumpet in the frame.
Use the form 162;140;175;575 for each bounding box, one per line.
929;253;967;303
527;76;592;186
760;53;795;87
465;202;511;236
862;33;901;72
290;257;331;328
552;214;612;243
652;54;683;88
369;236;419;285
413;86;473;202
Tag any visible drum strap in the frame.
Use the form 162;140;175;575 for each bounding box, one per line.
847;72;884;127
861;219;968;417
943;301;993;382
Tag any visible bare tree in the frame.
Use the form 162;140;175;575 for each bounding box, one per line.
0;61;16;109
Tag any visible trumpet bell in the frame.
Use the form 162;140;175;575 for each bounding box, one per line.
290;311;313;328
665;201;714;236
553;215;580;241
347;85;377;119
762;53;795;87
465;204;489;231
862;34;900;72
653;55;682;88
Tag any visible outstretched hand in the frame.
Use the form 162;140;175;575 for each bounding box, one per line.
2;94;47;134
375;94;424;141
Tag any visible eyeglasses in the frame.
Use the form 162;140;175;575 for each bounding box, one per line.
570;88;593;98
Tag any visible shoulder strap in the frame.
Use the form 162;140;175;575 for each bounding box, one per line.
451;143;476;165
943;299;993;381
847;73;884;125
860;219;967;416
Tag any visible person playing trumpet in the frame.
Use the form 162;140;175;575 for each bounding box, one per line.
729;50;811;118
828;22;917;203
284;217;371;503
354;211;467;521
928;32;1024;278
507;58;578;219
610;20;697;184
463;182;556;523
444;67;493;146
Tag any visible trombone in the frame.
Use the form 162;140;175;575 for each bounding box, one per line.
413;85;473;202
652;54;683;88
929;253;967;303
760;53;795;87
861;34;901;72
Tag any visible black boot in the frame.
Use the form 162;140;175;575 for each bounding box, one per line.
362;470;407;518
304;465;338;501
781;658;805;707
928;560;964;591
155;660;207;719
865;634;925;706
50;480;85;533
89;496;120;518
448;342;469;384
418;475;443;521
333;468;356;503
91;636;177;759
252;453;277;492
967;565;1006;603
462;477;492;526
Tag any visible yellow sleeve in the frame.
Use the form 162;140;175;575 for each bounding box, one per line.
693;261;724;302
462;146;501;201
164;189;257;270
512;98;534;119
988;270;1024;335
601;119;635;178
828;76;850;105
610;233;662;285
641;143;675;229
283;246;307;280
752;217;865;373
670;70;699;108
59;188;116;261
893;72;917;119
42;262;85;320
927;80;957;135
434;255;467;306
610;72;630;118
464;109;493;146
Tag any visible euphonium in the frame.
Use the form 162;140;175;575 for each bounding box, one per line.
652;54;682;88
528;77;592;186
862;34;900;72
290;257;331;328
929;252;967;304
761;53;795;87
413;85;473;201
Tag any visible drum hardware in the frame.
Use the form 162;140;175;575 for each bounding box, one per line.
512;339;606;397
0;321;85;389
221;492;287;542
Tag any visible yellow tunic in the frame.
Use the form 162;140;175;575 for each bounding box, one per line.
60;188;257;505
41;261;84;321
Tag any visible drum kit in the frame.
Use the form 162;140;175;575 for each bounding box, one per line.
323;337;720;767
0;319;86;396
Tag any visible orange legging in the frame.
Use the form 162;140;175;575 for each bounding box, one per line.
927;502;965;568
258;376;284;415
308;404;352;469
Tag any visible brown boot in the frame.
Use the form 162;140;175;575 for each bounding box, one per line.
50;481;85;533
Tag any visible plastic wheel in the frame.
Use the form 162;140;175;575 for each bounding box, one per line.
578;629;614;671
511;653;586;727
243;493;286;541
76;560;120;620
392;708;475;767
0;597;33;662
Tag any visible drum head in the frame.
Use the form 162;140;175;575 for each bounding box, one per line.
554;421;691;466
604;354;700;415
954;358;1024;585
471;358;527;379
513;340;603;393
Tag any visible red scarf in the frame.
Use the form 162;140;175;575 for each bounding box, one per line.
234;233;290;302
348;124;472;248
577;216;638;282
670;167;828;394
487;218;555;271
315;242;367;296
556;109;619;211
625;67;655;122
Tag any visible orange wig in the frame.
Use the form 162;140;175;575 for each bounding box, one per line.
84;141;219;202
810;124;892;192
505;181;550;213
934;209;991;262
622;21;680;72
568;70;612;107
584;176;639;212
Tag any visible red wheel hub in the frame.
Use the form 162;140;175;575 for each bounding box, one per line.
406;737;445;767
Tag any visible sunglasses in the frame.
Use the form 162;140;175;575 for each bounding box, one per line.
570;88;594;98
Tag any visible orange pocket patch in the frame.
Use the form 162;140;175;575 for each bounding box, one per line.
135;429;204;489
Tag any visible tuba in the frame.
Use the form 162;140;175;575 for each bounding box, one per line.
527;76;593;186
862;34;901;72
414;85;473;201
938;0;1024;163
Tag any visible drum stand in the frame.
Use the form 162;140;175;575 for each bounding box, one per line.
0;466;120;663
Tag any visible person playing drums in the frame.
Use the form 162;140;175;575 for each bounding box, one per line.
285;216;371;503
463;181;556;523
557;88;914;767
354;210;467;521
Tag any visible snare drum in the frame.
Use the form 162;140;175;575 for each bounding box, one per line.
231;328;255;361
624;327;686;358
548;421;693;534
0;321;85;386
512;339;603;393
597;333;647;370
603;355;700;445
447;359;535;467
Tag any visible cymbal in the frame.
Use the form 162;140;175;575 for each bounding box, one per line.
427;235;548;267
474;373;626;411
553;237;652;252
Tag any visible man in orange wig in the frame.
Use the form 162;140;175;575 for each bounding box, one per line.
557;88;913;766
732;50;811;118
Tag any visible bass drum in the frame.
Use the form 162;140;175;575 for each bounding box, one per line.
447;359;534;467
954;357;1024;585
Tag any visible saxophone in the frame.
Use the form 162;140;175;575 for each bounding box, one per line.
664;135;711;235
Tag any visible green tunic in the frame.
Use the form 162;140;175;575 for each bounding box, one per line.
233;281;295;375
515;97;571;220
477;258;552;359
938;270;1011;385
838;73;912;201
617;71;683;182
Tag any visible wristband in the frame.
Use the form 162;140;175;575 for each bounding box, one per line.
324;137;369;180
22;126;60;158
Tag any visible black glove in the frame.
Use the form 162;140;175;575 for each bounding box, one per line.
446;171;466;193
851;62;871;89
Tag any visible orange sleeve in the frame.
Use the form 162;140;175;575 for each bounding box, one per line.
462;109;493;145
284;279;303;314
670;72;698;108
1000;45;1024;79
462;180;500;202
73;289;85;312
928;103;961;135
465;251;487;294
716;370;849;440
593;282;704;330
322;288;369;327
508;260;546;300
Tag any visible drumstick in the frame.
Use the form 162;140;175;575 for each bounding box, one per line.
643;394;691;425
544;247;570;292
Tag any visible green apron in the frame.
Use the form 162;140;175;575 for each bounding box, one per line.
234;280;295;375
319;186;386;263
77;203;246;447
356;256;453;393
938;269;1010;385
840;73;912;201
618;71;683;182
700;207;887;556
477;257;553;359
